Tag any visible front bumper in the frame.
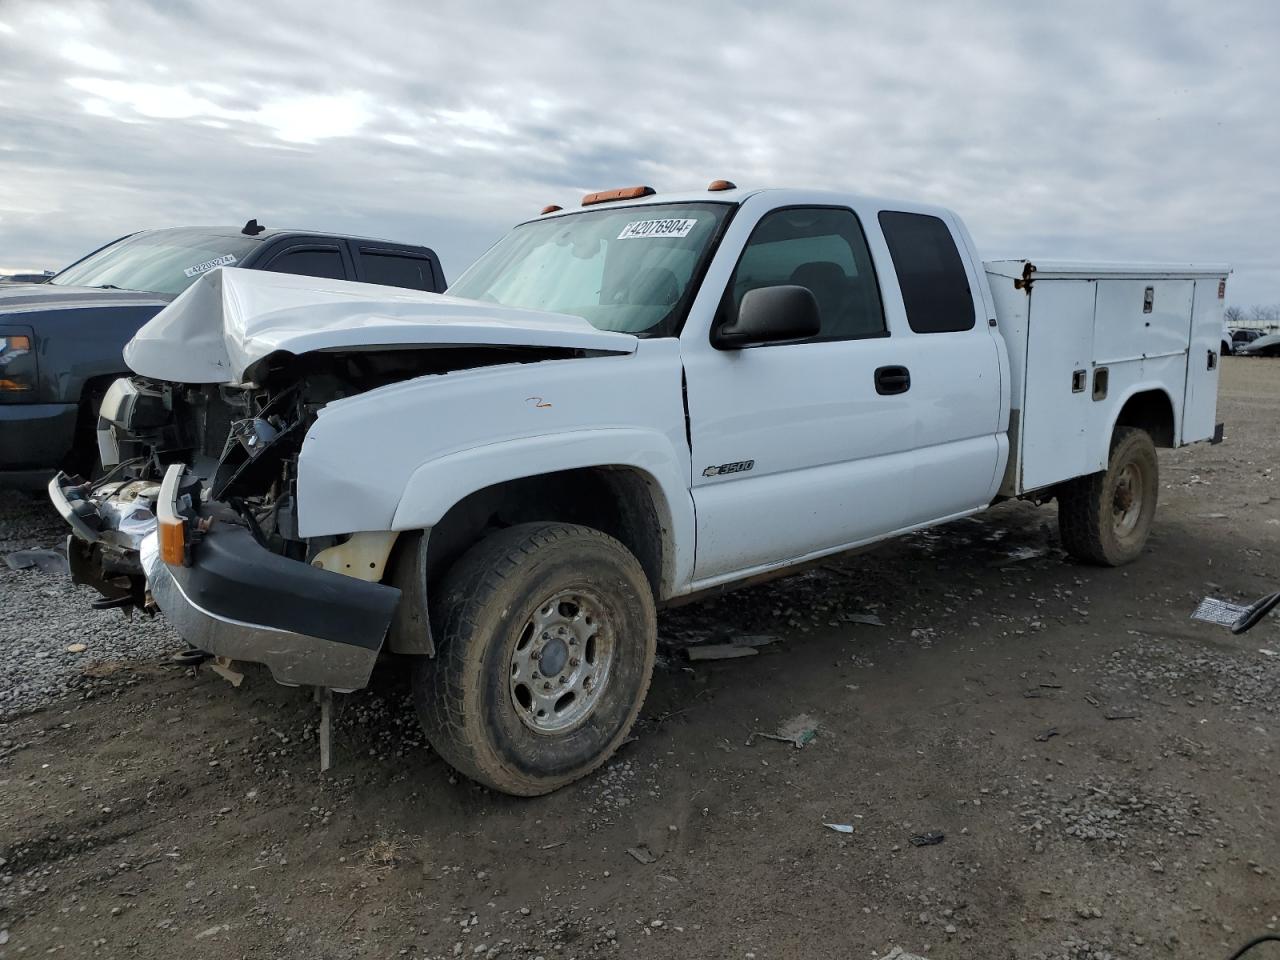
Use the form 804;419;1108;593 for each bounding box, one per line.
0;402;79;488
51;469;401;691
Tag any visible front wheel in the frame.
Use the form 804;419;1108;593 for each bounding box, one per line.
1057;426;1159;566
413;522;656;796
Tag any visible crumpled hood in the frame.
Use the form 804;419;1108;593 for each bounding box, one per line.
123;267;637;383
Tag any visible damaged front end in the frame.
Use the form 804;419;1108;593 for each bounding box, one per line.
48;266;640;693
47;350;452;690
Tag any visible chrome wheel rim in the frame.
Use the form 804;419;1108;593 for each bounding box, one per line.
509;589;614;735
1111;462;1144;537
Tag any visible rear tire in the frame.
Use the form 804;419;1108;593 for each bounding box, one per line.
1057;426;1159;566
413;522;656;796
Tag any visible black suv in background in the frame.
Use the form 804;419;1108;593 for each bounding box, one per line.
0;224;445;488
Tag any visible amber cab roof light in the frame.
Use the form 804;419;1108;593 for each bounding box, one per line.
707;179;737;191
540;204;563;215
580;185;656;207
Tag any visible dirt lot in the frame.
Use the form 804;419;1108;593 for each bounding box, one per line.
1;358;1277;960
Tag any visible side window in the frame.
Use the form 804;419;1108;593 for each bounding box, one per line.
877;212;975;333
723;207;886;341
359;251;436;291
265;247;347;281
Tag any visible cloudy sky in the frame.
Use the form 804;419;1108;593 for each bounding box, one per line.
0;0;1277;305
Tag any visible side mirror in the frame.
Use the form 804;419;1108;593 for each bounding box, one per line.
715;285;820;348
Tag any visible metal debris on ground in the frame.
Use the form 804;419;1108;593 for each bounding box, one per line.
842;613;885;627
685;644;757;661
909;831;945;847
209;656;244;688
316;686;333;772
732;634;783;648
685;633;782;660
626;845;657;864
750;712;819;748
1034;726;1060;742
1103;708;1141;720
822;822;854;834
4;548;68;575
991;545;1048;567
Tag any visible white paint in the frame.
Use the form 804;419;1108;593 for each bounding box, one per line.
680;190;1005;581
117;189;1226;603
123;266;635;383
296;338;695;594
986;259;1226;494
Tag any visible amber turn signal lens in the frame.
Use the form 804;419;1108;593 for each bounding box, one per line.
581;185;656;206
0;378;30;392
159;515;186;566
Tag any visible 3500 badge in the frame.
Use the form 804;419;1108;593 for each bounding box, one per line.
702;460;755;478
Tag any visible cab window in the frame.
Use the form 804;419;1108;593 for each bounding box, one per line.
721;207;886;341
359;250;437;291
266;246;347;281
877;211;975;333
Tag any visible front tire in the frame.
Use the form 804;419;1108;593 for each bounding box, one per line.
413;522;656;796
1057;426;1159;566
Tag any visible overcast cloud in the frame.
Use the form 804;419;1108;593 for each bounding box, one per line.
0;0;1276;304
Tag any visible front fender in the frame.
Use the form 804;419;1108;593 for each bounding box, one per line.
390;428;696;590
295;338;690;545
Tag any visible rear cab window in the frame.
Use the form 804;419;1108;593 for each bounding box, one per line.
877;211;975;334
356;248;438;292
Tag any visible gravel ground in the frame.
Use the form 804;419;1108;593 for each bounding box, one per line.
0;357;1277;960
0;493;179;718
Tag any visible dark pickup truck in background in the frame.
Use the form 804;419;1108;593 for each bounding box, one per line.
0;223;445;488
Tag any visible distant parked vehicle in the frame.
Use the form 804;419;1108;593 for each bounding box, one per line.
0;271;54;284
0;222;445;488
0;272;54;284
1237;332;1280;357
1231;328;1263;348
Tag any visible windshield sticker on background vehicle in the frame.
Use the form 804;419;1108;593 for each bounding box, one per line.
617;218;698;240
182;254;238;278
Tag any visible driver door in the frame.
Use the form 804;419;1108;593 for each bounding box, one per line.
681;205;918;585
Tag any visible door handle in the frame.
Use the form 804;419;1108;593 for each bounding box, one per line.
874;365;911;396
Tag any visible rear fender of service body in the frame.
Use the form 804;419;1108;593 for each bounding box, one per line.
294;337;695;592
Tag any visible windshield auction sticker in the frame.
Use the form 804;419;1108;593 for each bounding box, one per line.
617;218;697;240
183;254;238;278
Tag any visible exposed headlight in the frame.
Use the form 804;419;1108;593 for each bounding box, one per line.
0;328;36;399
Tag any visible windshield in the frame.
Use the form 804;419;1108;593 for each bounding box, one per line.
51;229;264;296
447;202;733;337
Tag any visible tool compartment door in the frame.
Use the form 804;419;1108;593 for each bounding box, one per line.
1019;280;1097;491
1181;278;1224;443
1089;279;1194;454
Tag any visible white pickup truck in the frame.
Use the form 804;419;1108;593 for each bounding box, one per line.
50;183;1227;795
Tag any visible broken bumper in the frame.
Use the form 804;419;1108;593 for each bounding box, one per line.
50;469;401;692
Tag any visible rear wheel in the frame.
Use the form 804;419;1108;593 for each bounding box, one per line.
1057;426;1159;566
413;522;656;796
